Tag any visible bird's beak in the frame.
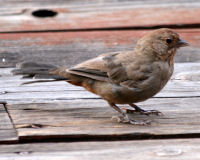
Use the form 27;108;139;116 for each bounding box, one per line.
177;38;189;48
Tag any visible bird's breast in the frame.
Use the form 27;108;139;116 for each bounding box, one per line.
81;61;174;104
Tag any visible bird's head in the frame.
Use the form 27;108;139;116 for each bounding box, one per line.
136;28;189;61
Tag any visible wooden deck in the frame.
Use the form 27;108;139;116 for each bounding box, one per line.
1;0;200;159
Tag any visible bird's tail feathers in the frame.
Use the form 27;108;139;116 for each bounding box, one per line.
21;79;68;85
12;61;67;84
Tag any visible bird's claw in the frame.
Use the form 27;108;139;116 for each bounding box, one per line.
129;119;151;125
112;114;151;125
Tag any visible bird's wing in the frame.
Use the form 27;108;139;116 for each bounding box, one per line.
67;51;120;82
63;51;152;90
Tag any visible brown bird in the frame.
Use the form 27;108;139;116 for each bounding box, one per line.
13;28;189;125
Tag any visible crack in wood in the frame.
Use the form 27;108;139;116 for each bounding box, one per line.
3;103;17;132
0;103;18;144
0;23;200;34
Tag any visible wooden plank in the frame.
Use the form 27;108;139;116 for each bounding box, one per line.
1;62;200;104
2;66;199;140
0;1;200;32
0;130;18;144
2;80;200;103
0;63;200;104
0;29;200;68
7;96;200;140
1;0;199;9
0;139;200;159
0;104;18;143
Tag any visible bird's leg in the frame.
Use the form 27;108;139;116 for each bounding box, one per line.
128;103;163;116
108;102;124;115
108;102;151;125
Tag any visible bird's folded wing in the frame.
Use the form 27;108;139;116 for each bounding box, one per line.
66;52;113;82
63;51;150;91
67;51;127;83
67;68;110;82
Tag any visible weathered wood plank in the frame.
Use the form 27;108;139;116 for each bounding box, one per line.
7;96;200;139
2;62;199;139
2;81;200;104
1;62;200;104
0;139;200;159
0;104;12;129
1;0;199;9
0;130;18;144
0;1;200;32
0;29;200;68
0;104;18;143
0;1;200;158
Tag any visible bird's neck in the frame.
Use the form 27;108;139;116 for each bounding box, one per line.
154;48;177;67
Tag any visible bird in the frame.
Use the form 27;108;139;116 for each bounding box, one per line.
12;28;189;125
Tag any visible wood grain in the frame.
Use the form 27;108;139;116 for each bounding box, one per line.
0;139;200;159
6;96;200;140
1;0;199;9
0;104;18;143
0;0;200;158
1;62;199;140
1;62;200;104
0;1;200;32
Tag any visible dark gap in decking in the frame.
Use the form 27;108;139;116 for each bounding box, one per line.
0;140;18;145
0;133;199;145
0;23;200;34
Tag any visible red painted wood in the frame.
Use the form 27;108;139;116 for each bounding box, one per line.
0;29;199;46
0;29;199;68
0;7;200;32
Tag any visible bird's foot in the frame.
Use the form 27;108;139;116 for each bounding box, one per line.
112;113;151;125
124;107;163;116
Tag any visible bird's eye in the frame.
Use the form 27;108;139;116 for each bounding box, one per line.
166;38;172;44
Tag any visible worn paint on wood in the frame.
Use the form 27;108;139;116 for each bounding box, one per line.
0;29;200;68
0;2;200;32
1;0;200;157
